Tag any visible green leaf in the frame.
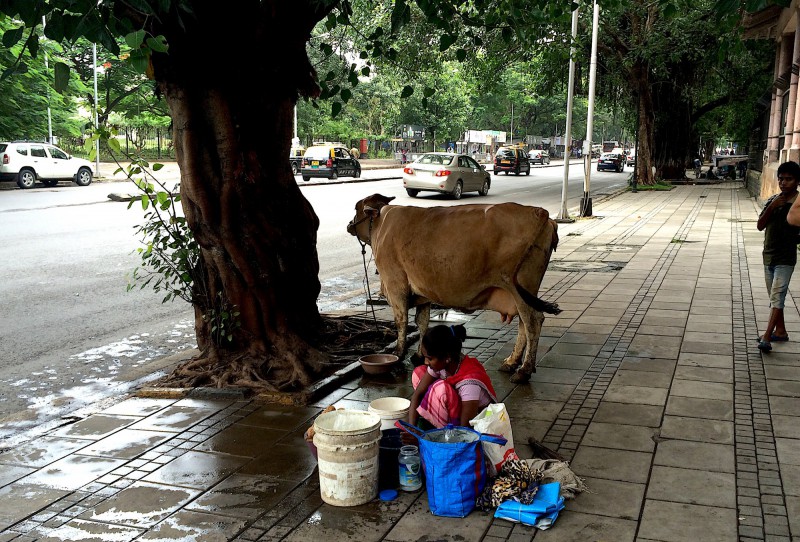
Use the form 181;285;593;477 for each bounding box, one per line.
2;27;24;48
54;62;70;93
341;88;352;102
129;49;150;74
456;48;467;62
141;196;150;210
423;86;435;98
400;85;413;98
146;35;169;53
439;34;456;52
153;163;164;171
391;0;411;34
361;66;371;77
125;30;146;49
331;101;342;117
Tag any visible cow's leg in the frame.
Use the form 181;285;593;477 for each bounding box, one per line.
389;293;411;360
499;319;526;373
410;302;431;366
511;309;545;384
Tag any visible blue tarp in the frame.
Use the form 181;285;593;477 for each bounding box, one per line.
494;482;565;530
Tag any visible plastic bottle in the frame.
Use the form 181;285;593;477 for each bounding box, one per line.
398;444;422;491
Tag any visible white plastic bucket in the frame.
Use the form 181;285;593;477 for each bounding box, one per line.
313;409;381;506
368;397;411;431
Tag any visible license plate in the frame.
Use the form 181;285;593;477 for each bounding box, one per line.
311;161;319;167
501;160;510;165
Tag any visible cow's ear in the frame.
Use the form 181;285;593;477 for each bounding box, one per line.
364;205;380;218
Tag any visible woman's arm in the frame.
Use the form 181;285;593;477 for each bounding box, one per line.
459;399;481;427
408;371;435;426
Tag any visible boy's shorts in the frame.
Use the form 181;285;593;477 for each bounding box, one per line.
765;265;795;309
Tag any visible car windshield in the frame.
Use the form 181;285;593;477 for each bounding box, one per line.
601;153;618;159
304;147;331;159
496;149;515;158
417;154;454;166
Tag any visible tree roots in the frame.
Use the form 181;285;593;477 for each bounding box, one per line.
152;314;397;393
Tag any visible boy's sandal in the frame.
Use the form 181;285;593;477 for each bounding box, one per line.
770;334;789;342
758;340;772;353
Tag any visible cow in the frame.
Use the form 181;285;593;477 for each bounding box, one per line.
346;193;561;383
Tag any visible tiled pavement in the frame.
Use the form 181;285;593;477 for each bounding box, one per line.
1;180;798;541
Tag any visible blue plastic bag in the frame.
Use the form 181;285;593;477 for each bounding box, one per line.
494;482;565;529
397;421;506;518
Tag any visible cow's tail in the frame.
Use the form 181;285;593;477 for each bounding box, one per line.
516;283;562;315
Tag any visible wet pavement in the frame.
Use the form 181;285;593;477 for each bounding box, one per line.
2;179;799;541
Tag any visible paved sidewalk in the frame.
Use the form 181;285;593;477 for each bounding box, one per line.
1;180;798;541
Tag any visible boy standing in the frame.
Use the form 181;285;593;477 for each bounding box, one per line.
756;161;800;352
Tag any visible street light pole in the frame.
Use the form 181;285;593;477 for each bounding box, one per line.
557;6;579;223
580;0;600;217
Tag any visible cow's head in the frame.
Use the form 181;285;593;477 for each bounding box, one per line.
346;193;396;244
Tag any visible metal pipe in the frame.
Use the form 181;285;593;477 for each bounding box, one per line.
581;0;600;217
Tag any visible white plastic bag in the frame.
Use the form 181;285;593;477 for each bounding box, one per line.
470;403;518;476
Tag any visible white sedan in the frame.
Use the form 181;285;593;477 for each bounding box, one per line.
402;152;491;200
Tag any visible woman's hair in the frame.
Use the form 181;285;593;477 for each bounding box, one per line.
421;324;466;362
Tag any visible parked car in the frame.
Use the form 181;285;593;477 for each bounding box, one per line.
402;152;490;199
493;146;531;175
289;145;305;175
626;151;636;167
597;152;624;172
528;149;550;165
301;143;361;181
0;141;94;189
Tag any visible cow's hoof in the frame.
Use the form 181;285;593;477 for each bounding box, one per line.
510;371;531;384
498;363;516;374
409;352;425;368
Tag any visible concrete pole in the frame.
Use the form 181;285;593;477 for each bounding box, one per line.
580;0;600;217
557;7;579;222
42;17;53;144
784;28;800;162
93;43;100;174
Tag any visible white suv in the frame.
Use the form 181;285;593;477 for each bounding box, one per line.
0;141;94;189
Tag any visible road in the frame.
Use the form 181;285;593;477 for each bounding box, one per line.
0;164;627;442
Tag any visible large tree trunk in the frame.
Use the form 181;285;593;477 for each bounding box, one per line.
135;1;334;391
631;60;656;185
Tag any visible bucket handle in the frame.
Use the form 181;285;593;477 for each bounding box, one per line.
395;419;424;437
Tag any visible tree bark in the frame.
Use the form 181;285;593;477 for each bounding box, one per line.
132;1;335;390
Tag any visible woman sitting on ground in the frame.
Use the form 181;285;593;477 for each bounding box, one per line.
407;324;497;429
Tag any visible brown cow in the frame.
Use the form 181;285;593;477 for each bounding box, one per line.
346;193;560;383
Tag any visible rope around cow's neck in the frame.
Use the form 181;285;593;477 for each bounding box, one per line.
357;216;379;329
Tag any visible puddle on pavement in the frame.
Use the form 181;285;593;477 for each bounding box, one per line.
0;320;195;443
19;454;127;491
79;481;200;528
239;442;318;482
51;414;138;440
0;436;91;468
194;423;286;458
127;406;218;433
0;483;71;530
187;473;297;520
76;428;173;460
142;451;247;489
36;518;144;542
137;509;247;541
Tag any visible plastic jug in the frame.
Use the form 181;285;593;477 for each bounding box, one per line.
398;444;422;491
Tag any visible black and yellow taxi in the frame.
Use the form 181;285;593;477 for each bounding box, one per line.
301;143;361;182
493;145;531;176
